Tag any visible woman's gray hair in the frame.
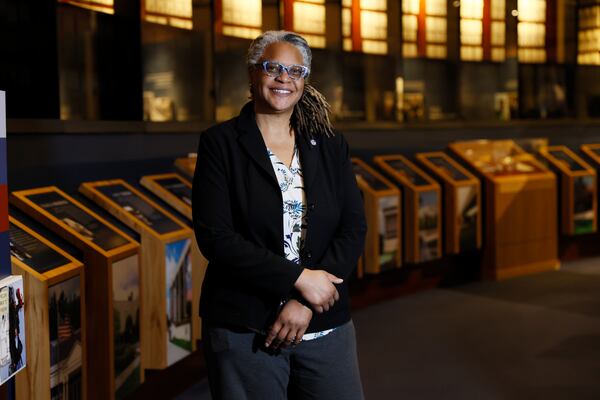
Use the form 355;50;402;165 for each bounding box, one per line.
247;31;312;71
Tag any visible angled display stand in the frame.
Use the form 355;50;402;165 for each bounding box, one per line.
416;152;482;254
449;140;559;280
539;146;597;235
9;217;86;400
351;158;401;274
174;156;196;182
139;173;207;342
374;155;442;264
10;187;142;400
79;179;198;371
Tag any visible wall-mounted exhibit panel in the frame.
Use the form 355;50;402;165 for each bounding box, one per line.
539;146;597;236
174;156;196;182
373;155;442;264
10;188;141;400
416;152;482;254
10;217;86;400
79;180;198;371
449;140;559;280
351;158;401;274
140;173;207;345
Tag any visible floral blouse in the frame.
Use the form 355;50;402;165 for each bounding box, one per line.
268;145;334;341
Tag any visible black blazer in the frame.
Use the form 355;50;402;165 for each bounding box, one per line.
192;102;366;333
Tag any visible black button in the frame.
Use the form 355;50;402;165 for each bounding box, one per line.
308;203;315;211
306;251;312;259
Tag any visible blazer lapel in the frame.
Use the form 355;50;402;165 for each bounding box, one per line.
296;133;320;194
236;103;279;189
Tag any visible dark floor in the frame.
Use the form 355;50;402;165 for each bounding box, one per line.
176;258;600;400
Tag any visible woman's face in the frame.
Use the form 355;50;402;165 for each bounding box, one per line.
251;42;305;115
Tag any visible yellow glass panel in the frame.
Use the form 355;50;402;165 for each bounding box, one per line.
302;34;326;48
491;47;505;61
403;43;418;57
223;26;262;39
461;46;483;61
361;10;387;40
426;44;447;58
403;15;418;41
145;0;192;19
461;19;482;46
491;21;505;45
223;0;262;28
460;0;483;19
578;7;600;65
426;0;447;16
518;0;546;23
362;40;388;54
301;0;325;3
343;38;353;51
342;0;352;7
360;0;386;11
403;0;419;15
294;2;326;35
342;7;352;37
490;0;505;20
426;16;447;43
518;48;546;63
59;0;114;14
518;22;545;47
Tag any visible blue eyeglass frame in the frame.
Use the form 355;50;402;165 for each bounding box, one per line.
256;60;310;80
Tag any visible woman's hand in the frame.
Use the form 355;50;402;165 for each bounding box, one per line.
294;269;343;313
265;300;313;349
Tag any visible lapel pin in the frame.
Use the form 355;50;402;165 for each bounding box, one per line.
310;139;317;146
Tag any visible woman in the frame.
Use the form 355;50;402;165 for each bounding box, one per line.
193;30;366;400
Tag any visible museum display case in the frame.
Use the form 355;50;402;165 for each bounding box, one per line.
10;187;141;400
539;145;597;235
374;155;442;264
416;151;482;253
351;158;401;274
449;139;559;279
79;179;199;370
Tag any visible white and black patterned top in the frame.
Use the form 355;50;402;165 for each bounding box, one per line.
268;146;335;341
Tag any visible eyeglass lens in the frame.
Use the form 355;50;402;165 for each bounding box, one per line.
263;62;306;80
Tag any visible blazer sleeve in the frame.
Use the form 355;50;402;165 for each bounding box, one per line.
192;129;304;299
318;135;367;280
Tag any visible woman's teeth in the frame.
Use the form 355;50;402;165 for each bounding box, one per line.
272;89;291;94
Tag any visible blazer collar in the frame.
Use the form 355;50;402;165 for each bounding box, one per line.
236;101;320;192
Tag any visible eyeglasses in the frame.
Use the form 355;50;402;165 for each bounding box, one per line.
256;61;309;81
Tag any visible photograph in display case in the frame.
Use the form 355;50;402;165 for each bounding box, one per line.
378;196;400;271
9;222;70;274
549;149;587;172
165;239;193;365
49;275;82;400
456;186;479;251
418;191;440;262
573;176;595;234
155;177;192;207
113;255;141;400
0;275;26;385
26;191;129;251
96;183;181;235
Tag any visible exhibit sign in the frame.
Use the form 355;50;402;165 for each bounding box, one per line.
0;275;26;385
140;174;193;220
9;223;71;274
49;275;83;399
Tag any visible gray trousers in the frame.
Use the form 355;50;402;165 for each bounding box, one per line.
203;320;364;400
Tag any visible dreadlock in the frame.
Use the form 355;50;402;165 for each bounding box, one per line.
291;84;335;139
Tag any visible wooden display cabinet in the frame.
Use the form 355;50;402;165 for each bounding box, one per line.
539;146;597;235
416;152;482;254
449;140;559;280
139;173;207;342
351;158;401;274
79;179;198;371
174;156;196;182
10;217;86;400
374;155;442;264
10;187;142;400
